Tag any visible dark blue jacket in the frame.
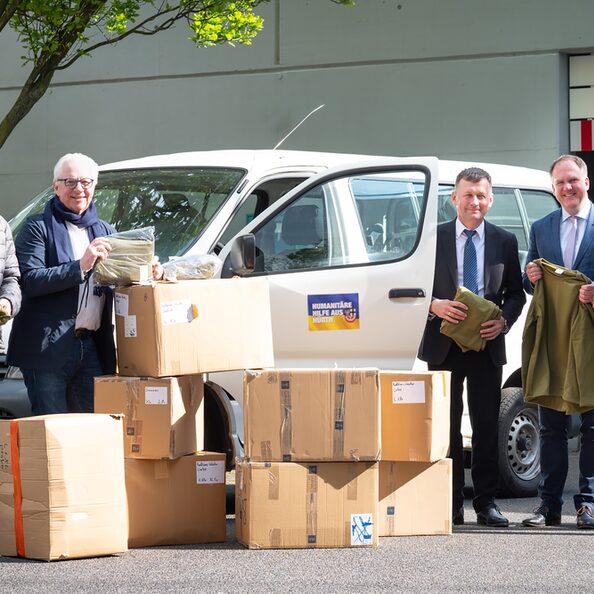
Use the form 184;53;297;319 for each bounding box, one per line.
7;213;116;373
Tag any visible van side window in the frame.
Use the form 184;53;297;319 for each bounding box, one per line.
520;190;560;226
486;188;527;252
250;170;429;273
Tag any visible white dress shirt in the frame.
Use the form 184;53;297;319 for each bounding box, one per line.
455;218;486;297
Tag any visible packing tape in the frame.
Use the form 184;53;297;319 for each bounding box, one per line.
279;372;292;460
332;370;346;459
306;465;318;546
9;420;25;557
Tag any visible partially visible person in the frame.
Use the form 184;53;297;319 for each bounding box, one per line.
418;167;526;527
7;153;163;415
522;154;594;530
0;215;22;330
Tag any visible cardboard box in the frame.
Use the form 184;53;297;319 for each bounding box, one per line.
95;375;204;459
0;414;128;561
244;368;380;462
125;452;226;548
114;278;274;377
380;371;450;461
236;459;378;549
379;460;452;536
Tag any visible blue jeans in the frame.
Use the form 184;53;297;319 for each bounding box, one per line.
22;336;104;415
538;405;594;512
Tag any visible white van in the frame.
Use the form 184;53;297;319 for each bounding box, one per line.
0;150;566;496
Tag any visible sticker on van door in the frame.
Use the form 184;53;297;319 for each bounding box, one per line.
307;293;360;331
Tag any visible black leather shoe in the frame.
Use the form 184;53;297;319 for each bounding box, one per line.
476;505;509;527
522;504;561;527
576;505;594;529
453;508;464;526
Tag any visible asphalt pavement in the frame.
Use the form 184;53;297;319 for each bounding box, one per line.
0;451;590;594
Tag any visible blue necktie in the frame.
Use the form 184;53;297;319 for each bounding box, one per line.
463;229;478;294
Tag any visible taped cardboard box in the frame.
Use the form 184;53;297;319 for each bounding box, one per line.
114;278;274;377
125;452;226;548
236;459;378;549
379;459;452;536
380;371;450;461
0;414;128;561
95;375;204;460
244;368;380;462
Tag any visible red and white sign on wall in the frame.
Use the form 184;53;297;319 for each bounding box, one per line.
570;119;594;152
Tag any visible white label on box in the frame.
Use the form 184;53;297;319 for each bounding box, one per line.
392;380;426;404
196;460;225;484
145;386;168;405
351;513;373;546
114;293;128;317
70;512;89;522
161;299;192;325
124;315;137;338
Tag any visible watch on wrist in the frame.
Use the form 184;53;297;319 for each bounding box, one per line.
501;317;509;335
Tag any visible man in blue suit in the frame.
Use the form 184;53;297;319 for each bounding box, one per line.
418;167;526;527
7;153;115;415
522;154;594;529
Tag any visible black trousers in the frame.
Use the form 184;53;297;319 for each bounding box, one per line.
430;342;502;513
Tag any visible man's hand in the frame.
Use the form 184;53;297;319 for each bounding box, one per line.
80;237;112;274
579;282;594;305
151;256;164;281
480;318;506;341
0;298;11;325
525;261;542;284
430;298;468;324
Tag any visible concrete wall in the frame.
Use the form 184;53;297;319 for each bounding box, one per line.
1;0;593;217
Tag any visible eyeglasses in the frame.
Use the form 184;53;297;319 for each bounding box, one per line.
57;178;95;189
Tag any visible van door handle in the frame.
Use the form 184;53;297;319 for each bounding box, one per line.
388;288;426;299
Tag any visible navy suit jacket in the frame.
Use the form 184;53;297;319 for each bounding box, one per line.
418;219;526;367
523;206;594;293
7;213;116;374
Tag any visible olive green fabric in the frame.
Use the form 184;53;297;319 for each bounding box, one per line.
522;258;594;414
439;286;502;352
95;227;155;286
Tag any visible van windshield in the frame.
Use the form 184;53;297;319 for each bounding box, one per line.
9;167;246;260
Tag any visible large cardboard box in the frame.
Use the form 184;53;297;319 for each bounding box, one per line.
236;459;378;549
95;375;204;459
0;414;128;561
380;371;450;461
379;459;452;536
244;368;380;462
114;278;274;377
125;452;226;548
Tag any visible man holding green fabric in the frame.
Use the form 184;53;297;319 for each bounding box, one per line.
522;154;594;529
418;167;526;527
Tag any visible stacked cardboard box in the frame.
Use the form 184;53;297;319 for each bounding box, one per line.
378;371;452;537
0;414;128;561
94;278;275;548
237;368;381;549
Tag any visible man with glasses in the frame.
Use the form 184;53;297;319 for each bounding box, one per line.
7;153;116;414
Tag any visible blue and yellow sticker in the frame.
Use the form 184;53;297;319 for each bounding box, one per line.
307;293;360;331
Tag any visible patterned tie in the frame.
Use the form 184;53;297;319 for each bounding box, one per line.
463;229;478;294
563;215;577;269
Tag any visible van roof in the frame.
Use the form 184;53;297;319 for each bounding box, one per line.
101;149;552;192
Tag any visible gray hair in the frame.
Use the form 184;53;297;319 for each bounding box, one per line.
549;154;588;177
53;153;99;182
455;167;492;188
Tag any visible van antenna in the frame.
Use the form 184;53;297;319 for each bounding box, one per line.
273;104;325;150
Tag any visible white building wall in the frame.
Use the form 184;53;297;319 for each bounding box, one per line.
0;0;592;216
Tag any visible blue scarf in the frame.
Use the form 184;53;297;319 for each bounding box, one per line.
43;195;105;266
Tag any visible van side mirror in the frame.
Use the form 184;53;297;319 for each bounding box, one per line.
221;234;256;278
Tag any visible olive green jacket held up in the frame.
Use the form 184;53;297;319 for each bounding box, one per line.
522;258;594;414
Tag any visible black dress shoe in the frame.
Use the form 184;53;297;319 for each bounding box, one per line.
476;505;509;527
522;504;561;527
453;508;464;526
576;505;594;529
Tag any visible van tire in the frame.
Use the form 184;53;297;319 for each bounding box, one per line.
498;387;540;497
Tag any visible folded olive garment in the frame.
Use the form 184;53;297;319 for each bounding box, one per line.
439;286;501;352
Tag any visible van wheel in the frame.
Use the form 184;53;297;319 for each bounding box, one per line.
497;387;540;497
